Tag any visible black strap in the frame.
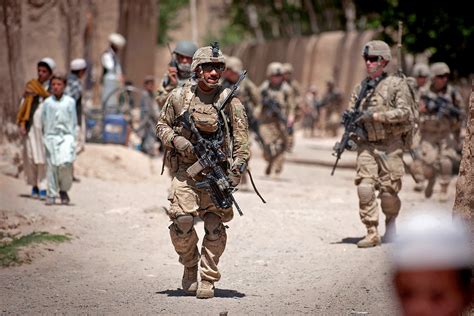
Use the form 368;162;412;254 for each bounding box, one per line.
247;169;266;204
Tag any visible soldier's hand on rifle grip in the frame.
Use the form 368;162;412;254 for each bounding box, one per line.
173;136;193;156
228;173;241;187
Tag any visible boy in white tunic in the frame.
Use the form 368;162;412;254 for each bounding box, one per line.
42;74;77;205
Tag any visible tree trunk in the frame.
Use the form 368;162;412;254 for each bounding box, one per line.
453;80;473;234
0;0;24;142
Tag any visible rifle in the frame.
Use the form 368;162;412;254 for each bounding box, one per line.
261;92;287;125
179;70;248;216
163;43;179;87
260;91;291;156
421;95;463;119
331;77;378;175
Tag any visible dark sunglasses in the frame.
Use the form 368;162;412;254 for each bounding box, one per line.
201;63;225;72
364;56;380;63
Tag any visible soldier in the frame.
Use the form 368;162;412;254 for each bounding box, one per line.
156;44;249;299
409;63;431;191
412;63;431;93
319;80;343;137
258;62;296;177
417;62;464;202
222;56;260;190
347;40;414;248
155;40;198;108
282;63;301;152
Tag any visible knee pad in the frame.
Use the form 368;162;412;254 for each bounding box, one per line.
171;214;194;235
439;158;452;175
204;213;224;241
380;192;401;216
357;182;375;206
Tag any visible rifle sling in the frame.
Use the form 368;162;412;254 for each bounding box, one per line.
246;169;266;204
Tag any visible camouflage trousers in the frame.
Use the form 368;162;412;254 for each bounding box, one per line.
411;134;458;189
167;167;233;282
260;121;287;175
355;139;404;228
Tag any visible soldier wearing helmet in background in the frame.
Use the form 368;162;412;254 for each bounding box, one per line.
408;63;430;192
319;79;343;137
222;56;259;190
282;63;301;152
258;62;296;178
347;40;414;248
156;40;198;108
156;43;249;299
416;62;465;202
411;63;431;95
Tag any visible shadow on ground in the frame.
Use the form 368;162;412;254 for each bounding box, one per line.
330;237;363;245
156;288;246;298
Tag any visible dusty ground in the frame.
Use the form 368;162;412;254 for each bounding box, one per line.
0;134;456;315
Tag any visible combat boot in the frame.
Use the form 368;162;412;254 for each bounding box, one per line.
413;181;424;192
357;227;381;248
383;217;396;243
424;177;435;198
182;265;198;294
439;185;449;203
196;280;215;299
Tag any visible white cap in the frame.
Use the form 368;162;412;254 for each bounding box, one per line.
38;57;56;72
392;211;473;270
108;33;126;48
70;58;87;71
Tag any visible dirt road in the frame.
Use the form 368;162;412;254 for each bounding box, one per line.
0;135;455;315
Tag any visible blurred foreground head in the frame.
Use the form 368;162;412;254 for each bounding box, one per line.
391;212;473;316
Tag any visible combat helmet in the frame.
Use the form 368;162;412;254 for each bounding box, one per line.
362;40;391;62
282;63;294;74
430;62;450;76
191;42;225;72
412;63;430;77
226;56;243;73
266;62;284;77
174;40;198;58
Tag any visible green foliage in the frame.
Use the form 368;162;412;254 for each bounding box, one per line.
354;0;473;77
0;232;71;267
157;0;189;45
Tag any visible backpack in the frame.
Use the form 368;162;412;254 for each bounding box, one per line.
388;74;420;151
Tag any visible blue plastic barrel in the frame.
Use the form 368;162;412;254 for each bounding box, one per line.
103;114;128;144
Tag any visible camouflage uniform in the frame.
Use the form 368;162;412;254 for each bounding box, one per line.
408;63;431;189
258;62;296;177
416;62;464;201
320;81;343;137
222;56;260;189
155;40;198;108
156;45;249;298
282;63;301;151
350;41;413;248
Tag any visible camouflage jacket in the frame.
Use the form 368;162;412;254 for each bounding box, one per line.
155;73;192;109
222;77;260;119
156;82;250;167
419;83;465;137
258;80;296;124
349;73;412;142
